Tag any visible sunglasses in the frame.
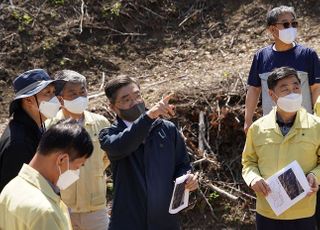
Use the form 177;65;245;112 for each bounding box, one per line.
274;21;298;29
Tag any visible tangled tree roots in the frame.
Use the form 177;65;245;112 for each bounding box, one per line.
171;76;262;229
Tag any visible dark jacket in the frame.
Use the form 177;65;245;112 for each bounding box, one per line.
0;108;42;192
99;113;191;230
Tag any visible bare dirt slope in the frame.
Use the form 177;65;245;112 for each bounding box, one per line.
1;0;320;125
1;0;320;228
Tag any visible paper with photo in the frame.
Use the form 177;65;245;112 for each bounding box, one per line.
169;174;190;214
265;160;310;216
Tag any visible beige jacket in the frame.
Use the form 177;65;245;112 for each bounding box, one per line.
0;164;72;229
46;110;110;213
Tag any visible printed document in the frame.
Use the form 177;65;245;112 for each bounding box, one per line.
169;174;190;214
265;161;310;216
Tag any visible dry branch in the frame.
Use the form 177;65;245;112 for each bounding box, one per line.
88;92;104;100
79;0;85;34
198;111;205;152
9;0;14;7
215;182;256;200
207;183;239;201
84;24;147;36
198;188;218;221
179;9;201;27
0;33;16;43
89;75;187;101
141;75;187;88
31;0;47;28
138;5;165;20
99;72;106;92
88;72;106;100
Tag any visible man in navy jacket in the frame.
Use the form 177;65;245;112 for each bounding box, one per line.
99;75;198;230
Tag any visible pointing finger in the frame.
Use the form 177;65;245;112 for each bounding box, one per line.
162;93;174;104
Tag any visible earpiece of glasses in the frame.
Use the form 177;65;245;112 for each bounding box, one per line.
274;21;298;29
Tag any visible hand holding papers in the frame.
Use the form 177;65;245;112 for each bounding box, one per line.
169;174;190;214
265;161;310;216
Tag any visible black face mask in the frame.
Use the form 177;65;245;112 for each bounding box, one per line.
119;102;145;122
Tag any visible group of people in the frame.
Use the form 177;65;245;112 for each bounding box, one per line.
0;4;320;230
242;5;320;230
0;70;198;230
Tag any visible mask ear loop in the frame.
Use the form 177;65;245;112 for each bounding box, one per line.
57;163;61;176
34;95;46;133
66;155;70;171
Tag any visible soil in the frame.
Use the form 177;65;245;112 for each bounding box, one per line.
1;0;320;229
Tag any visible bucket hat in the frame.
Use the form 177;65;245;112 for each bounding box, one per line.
9;69;59;115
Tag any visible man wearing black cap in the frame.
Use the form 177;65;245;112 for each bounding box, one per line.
0;69;62;192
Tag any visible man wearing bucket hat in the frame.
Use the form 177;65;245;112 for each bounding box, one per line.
0;69;62;192
46;70;111;230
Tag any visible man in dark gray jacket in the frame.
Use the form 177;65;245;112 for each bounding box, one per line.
0;69;61;192
99;75;198;230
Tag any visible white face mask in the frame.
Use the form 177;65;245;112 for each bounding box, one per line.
278;27;297;44
277;93;302;112
64;96;88;114
56;158;80;190
39;96;61;118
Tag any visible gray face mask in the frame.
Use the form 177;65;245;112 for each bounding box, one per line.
119;102;145;122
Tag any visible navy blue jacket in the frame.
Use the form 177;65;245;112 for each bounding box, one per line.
0;108;42;192
99;113;191;230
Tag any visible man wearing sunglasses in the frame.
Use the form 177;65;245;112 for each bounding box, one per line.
244;5;320;228
244;5;320;133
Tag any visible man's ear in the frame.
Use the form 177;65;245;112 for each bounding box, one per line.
268;25;277;37
108;102;117;113
56;153;69;173
57;153;68;165
269;89;277;103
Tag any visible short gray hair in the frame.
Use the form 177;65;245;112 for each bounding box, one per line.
53;70;87;95
266;5;296;27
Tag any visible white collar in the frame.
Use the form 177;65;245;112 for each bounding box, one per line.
123;120;133;128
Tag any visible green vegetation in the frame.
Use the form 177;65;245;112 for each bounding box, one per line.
111;2;122;16
49;0;65;5
12;11;33;32
208;191;220;202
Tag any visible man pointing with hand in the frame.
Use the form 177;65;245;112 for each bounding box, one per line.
99;75;198;230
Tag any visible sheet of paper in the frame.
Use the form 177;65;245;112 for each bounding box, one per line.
265;160;310;216
169;174;190;214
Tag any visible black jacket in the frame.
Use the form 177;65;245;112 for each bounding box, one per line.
0;108;42;192
99;113;191;230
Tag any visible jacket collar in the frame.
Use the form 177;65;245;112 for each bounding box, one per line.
55;110;95;126
115;116;128;130
18;164;61;203
13;108;42;138
115;114;163;131
261;107;309;130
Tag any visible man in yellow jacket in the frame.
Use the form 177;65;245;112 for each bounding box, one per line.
0;119;93;230
242;66;320;229
46;70;110;230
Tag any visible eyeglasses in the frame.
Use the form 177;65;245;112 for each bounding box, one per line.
115;93;143;106
274;21;298;29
